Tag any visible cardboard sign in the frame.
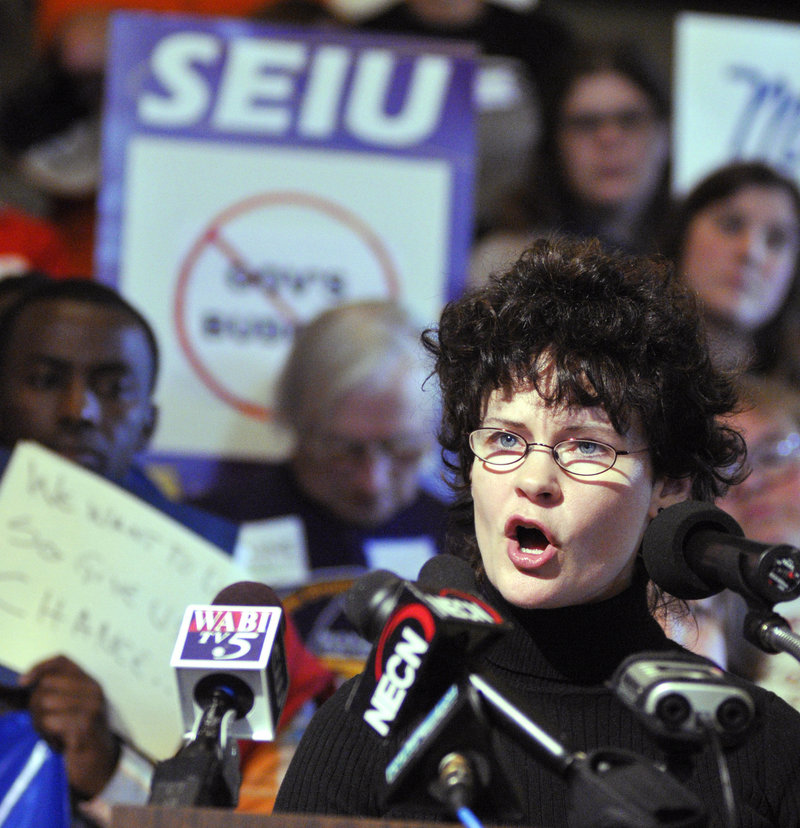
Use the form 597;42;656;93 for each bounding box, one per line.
0;442;249;759
674;12;800;193
97;11;476;463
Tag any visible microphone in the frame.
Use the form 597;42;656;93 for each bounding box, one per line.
641;500;800;605
171;581;288;743
609;651;755;746
382;678;525;822
344;563;510;738
344;559;706;826
148;581;288;808
383;672;707;827
417;553;482;595
349;559;706;825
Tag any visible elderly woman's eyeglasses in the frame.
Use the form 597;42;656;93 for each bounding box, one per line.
468;428;648;476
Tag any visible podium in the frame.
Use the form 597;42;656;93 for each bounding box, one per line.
111;807;468;828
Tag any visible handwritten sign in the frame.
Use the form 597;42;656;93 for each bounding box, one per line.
0;441;249;760
674;12;800;193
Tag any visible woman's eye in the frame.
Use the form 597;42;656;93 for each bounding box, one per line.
715;213;744;235
765;225;794;252
495;431;520;449
575;440;602;455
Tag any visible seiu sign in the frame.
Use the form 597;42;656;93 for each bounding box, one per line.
121;17;475;152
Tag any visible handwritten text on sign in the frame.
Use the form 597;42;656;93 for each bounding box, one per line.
0;441;247;759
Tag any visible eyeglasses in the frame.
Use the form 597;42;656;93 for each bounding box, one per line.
468;427;648;476
308;433;427;468
747;432;800;472
560;108;656;137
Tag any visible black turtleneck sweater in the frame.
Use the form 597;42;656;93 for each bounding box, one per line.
274;573;800;826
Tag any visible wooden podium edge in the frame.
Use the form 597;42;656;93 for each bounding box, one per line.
111;805;474;828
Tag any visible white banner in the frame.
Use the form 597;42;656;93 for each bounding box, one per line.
673;11;800;194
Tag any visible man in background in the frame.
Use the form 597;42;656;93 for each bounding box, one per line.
0;278;333;825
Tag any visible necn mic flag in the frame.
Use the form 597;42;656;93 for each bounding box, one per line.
345;569;509;738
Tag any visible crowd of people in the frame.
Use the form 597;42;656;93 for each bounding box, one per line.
1;1;800;827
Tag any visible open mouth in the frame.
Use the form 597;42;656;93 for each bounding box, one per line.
517;526;548;553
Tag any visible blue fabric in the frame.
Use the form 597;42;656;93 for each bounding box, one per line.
120;465;239;554
0;712;70;828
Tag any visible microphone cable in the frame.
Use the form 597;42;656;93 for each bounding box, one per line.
437;752;486;828
456;806;485;828
699;715;738;828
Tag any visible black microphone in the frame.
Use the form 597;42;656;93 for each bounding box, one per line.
383;672;707;827
344;563;510;738
348;554;707;828
149;581;288;807
417;553;482;596
171;580;288;743
343;569;408;645
641;500;800;605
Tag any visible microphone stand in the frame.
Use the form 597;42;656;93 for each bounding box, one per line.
743;604;800;662
467;675;707;828
384;673;707;828
148;688;241;807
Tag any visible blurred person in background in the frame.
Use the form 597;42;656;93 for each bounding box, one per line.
470;37;670;285
0;277;334;826
678;374;800;712
196;300;449;679
359;0;575;238
0;1;79;279
664;161;800;378
198;299;448;578
0;0;334;276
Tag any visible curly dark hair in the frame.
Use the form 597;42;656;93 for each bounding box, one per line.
423;237;746;564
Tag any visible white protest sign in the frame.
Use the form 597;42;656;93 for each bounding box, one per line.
673;12;800;194
0;441;249;759
235;514;309;589
97;12;476;463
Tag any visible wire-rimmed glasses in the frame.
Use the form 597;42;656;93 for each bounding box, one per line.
468;427;649;477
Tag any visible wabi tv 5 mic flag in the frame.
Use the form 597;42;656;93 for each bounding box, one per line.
171;581;289;742
345;563;510;738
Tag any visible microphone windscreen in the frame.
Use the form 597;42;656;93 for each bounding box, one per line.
213;581;282;608
344;569;404;642
641;500;744;599
417;554;478;595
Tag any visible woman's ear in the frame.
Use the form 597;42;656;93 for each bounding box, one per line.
648;475;692;520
